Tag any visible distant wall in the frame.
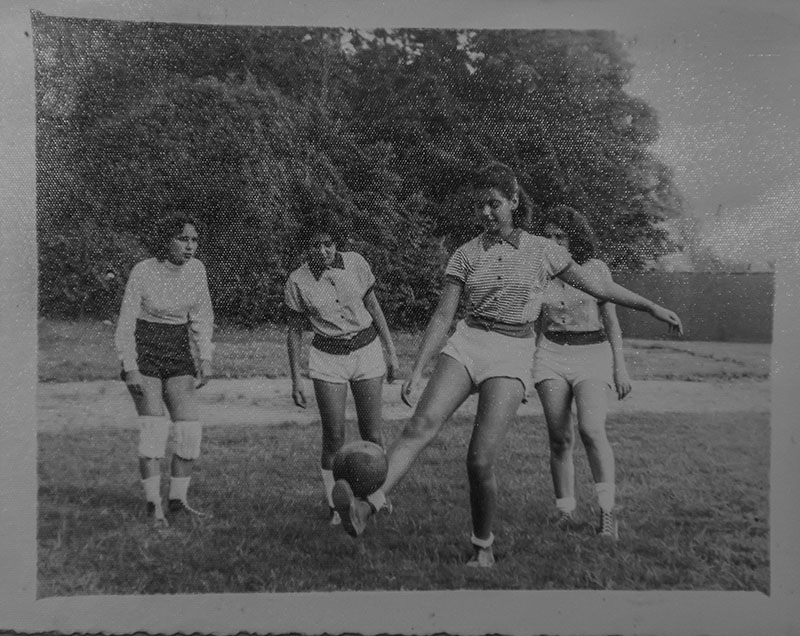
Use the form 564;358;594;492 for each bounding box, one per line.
611;272;774;343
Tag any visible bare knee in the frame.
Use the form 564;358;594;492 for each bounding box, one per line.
466;452;494;482
322;426;346;454
404;411;443;445
579;426;608;451
549;428;574;458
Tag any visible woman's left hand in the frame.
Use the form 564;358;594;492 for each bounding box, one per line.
386;353;400;384
196;359;212;388
614;369;632;400
649;305;684;336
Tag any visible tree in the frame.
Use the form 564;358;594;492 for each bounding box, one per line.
34;15;685;327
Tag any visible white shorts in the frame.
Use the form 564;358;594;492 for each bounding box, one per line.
532;337;614;390
309;338;386;384
440;320;537;397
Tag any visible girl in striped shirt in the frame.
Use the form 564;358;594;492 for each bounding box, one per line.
333;163;682;567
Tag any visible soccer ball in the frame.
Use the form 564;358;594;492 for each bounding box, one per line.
332;440;388;499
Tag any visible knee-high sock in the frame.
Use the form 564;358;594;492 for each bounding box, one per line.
141;475;161;504
169;476;191;502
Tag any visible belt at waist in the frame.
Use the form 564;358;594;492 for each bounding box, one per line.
465;315;535;338
312;324;378;355
135;319;191;342
543;330;607;346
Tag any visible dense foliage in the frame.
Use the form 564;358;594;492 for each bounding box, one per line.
34;14;683;327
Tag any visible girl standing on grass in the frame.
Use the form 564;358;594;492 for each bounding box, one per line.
532;205;632;540
284;215;399;526
115;215;214;527
332;162;682;568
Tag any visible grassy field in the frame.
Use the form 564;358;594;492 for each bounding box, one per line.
38;410;769;595
36;318;770;596
38;318;770;382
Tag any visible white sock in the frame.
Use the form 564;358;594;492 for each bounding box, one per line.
366;489;386;512
471;532;495;549
595;482;615;512
556;496;576;514
321;468;335;507
141;475;161;504
169;476;191;502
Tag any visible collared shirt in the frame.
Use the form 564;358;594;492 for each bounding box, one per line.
115;257;215;372
540;258;609;333
284;251;376;338
308;251;345;280
445;230;572;325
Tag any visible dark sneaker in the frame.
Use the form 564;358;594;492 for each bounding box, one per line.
168;498;210;518
597;509;618;540
466;546;495;568
554;510;574;531
146;501;168;527
332;479;372;537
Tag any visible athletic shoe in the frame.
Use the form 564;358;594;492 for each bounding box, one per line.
332;479;372;537
168;498;210;518
466;546;495;568
329;507;342;526
554;510;574;531
146;501;168;527
597;509;618;540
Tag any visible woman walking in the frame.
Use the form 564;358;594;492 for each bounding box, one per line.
115;215;214;526
532;205;631;540
284;216;399;526
332;162;682;568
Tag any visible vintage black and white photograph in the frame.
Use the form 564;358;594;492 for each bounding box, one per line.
2;0;799;634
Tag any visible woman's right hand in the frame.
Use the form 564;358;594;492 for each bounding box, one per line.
649;304;684;336
124;369;145;397
292;382;307;409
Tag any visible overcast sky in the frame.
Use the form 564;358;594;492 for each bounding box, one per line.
620;1;800;264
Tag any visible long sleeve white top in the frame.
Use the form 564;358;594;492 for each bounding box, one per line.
114;257;214;372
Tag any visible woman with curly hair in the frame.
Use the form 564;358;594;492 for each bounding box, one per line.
531;205;633;540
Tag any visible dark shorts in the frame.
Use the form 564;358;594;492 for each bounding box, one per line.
120;320;196;381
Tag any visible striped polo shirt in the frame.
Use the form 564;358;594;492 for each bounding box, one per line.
445;229;573;326
284;251;376;338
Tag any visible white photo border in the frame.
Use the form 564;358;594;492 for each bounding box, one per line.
2;0;799;634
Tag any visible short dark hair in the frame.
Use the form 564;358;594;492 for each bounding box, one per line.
473;162;533;229
293;212;347;252
536;205;598;265
151;215;201;260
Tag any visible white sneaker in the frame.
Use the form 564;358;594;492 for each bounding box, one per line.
329;507;342;526
466;546;495;568
146;501;169;527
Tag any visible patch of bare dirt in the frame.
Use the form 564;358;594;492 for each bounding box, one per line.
38;376;770;433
